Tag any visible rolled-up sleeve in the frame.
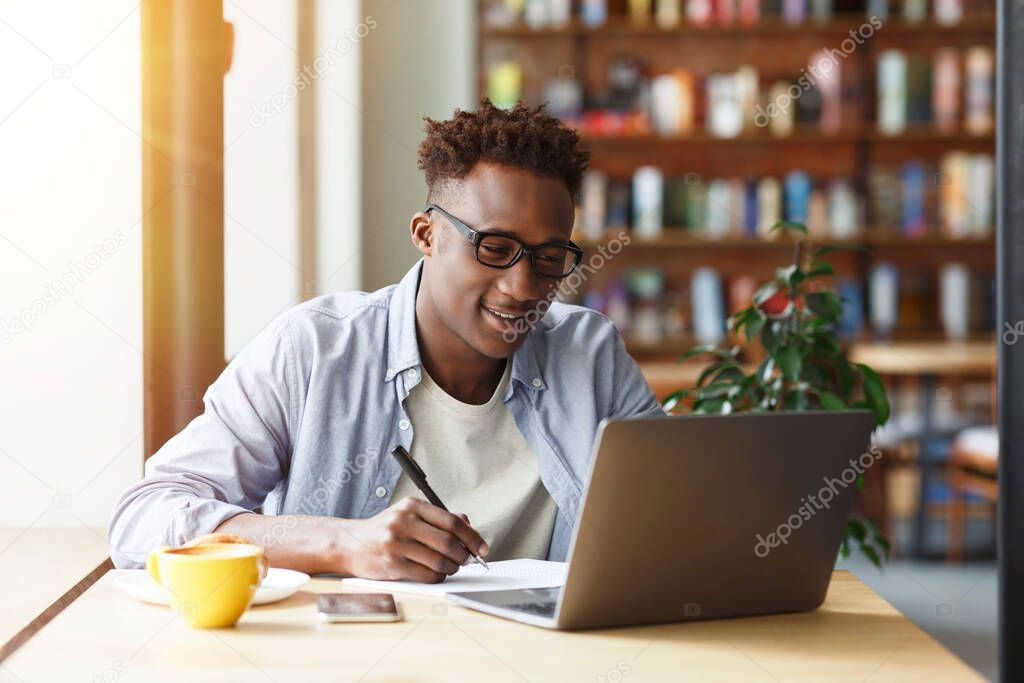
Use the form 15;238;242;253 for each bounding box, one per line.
609;327;667;420
108;317;303;568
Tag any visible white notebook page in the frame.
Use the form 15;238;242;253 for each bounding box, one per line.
341;559;567;597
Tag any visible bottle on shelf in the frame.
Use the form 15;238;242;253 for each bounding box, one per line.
632;166;665;238
964;46;994;136
869;263;900;339
932;48;961;133
877;49;908;135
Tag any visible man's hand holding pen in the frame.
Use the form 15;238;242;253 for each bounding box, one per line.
333;497;489;583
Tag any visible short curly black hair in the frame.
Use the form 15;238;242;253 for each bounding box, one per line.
417;98;589;203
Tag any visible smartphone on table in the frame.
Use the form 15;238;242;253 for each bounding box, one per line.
316;593;401;623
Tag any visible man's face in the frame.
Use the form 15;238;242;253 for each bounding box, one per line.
415;161;576;359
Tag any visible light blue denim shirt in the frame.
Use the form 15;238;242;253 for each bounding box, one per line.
108;258;666;568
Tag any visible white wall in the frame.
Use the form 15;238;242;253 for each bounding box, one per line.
0;0;473;528
0;1;143;527
223;0;302;358
359;0;476;292
316;0;364;294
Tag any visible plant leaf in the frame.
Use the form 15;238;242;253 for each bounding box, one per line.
778;345;802;382
744;311;765;344
812;330;842;356
806;261;835;277
696;361;731;388
857;363;890;425
801;363;824;387
679;344;729;362
780;264;805;290
661;389;689;412
807;292;842;322
783;387;809;410
761;321;783;354
697;382;736;400
859;541;882;568
818;390;847;410
693;397;725;415
836;359;856;398
865;518;892;558
770;220;809;234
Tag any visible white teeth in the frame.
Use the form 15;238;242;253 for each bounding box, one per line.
485;307;522;320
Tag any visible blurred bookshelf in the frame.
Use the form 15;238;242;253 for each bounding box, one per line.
476;0;996;369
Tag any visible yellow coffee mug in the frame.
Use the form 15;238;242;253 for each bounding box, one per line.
147;541;266;628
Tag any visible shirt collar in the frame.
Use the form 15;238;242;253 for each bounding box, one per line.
384;258;546;391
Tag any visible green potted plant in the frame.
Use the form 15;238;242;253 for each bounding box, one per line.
663;221;891;567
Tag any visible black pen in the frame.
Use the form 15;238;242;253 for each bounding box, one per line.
389;445;489;570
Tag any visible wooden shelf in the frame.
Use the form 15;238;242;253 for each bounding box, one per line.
577;231;994;250
482;15;995;38
629;337;996;370
848;338;996;375
478;1;997;361
580;130;861;144
579;129;994;146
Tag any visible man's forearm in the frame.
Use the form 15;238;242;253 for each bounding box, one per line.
215;512;353;575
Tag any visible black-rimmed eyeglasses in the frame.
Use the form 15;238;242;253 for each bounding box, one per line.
425;204;583;280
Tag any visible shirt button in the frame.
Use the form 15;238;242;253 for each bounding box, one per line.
406;368;418;379
399;419;410;430
374;486;387;498
531;377;543;388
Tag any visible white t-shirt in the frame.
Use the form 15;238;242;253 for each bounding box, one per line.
388;360;558;561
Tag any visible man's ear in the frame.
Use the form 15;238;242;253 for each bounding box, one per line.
410;211;434;257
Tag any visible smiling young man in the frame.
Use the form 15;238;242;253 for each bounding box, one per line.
108;100;665;581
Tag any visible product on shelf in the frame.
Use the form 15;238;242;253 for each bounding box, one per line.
869;263;900;338
581;0;609;26
656;0;683;27
935;0;964;25
937;151;995;236
932;48;961;132
691;267;726;344
940;262;971;340
482;0;976;29
650;70;696;136
964;46;994;135
877;49;908;135
632;166;665;238
901;162;928;237
903;0;928;23
482;0;995;349
488;61;522;109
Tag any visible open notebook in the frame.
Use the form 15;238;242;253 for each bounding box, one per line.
341;559;567;597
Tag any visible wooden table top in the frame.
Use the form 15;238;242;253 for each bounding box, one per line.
3;568;982;682
0;527;110;660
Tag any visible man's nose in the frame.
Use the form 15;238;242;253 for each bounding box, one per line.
498;254;551;303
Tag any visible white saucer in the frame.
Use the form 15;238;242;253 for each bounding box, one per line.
115;568;310;606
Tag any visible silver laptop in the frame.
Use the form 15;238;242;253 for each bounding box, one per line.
448;411;876;630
